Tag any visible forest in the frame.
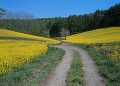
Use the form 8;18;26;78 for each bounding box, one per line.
0;3;120;37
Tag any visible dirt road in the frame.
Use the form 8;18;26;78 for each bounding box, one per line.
40;44;105;86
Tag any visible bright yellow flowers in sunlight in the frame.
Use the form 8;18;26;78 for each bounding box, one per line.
62;27;120;61
0;29;61;44
0;29;60;75
62;27;120;44
0;40;48;75
91;43;120;60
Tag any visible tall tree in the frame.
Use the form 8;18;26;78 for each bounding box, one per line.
68;15;78;34
0;8;6;19
49;19;62;37
93;9;104;29
0;8;6;27
104;3;120;26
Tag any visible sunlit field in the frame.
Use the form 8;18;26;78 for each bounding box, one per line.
90;42;120;60
0;29;60;75
0;29;61;44
63;27;120;44
63;27;120;60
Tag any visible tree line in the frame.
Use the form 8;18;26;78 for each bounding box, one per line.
48;3;120;37
0;3;120;37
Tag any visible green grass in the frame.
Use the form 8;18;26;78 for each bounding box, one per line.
66;50;84;86
0;47;65;86
51;37;64;41
49;37;64;45
71;43;120;86
0;36;52;43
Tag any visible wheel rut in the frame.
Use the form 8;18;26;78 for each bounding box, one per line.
40;44;105;86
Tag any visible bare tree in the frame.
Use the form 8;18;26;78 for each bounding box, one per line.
5;12;15;19
15;11;35;19
60;28;70;39
5;11;35;19
0;8;6;19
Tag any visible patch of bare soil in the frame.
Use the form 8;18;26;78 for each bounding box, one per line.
33;61;49;74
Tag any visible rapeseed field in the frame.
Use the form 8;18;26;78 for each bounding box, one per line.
0;29;61;44
91;43;120;60
63;27;120;60
63;27;120;44
0;29;60;75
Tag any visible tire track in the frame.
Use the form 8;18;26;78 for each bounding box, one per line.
40;44;105;86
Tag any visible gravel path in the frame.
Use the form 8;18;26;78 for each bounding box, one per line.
40;44;105;86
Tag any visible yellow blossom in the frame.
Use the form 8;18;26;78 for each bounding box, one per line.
62;27;120;43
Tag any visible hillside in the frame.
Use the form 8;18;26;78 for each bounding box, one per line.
0;28;60;44
63;27;120;44
0;28;60;75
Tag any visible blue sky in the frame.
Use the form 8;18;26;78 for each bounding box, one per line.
1;0;120;18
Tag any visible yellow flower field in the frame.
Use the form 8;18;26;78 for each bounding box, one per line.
62;27;120;60
63;27;120;44
0;29;61;44
0;40;48;75
91;43;120;60
0;28;60;75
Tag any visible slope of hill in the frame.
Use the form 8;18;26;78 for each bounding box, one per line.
0;28;60;75
0;28;60;44
63;27;120;44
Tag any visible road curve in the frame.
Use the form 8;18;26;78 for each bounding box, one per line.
40;44;105;86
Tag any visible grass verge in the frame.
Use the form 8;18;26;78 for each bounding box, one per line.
0;46;65;86
71;43;120;86
66;50;84;86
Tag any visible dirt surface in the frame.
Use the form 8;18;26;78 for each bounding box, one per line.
40;44;105;86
